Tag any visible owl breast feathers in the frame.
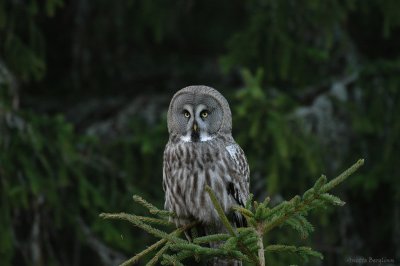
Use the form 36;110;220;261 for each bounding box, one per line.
163;85;250;229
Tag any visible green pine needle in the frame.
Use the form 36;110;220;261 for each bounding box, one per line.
265;244;323;260
133;195;176;217
313;175;327;192
205;186;237;236
100;212;184;243
319;193;346;206
232;205;255;219
321;159;364;193
146;244;169;266
193;234;231;244
161;254;185;266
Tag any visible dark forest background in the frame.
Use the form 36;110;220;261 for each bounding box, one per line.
1;0;399;265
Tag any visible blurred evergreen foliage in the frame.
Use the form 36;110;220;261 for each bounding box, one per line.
0;0;399;265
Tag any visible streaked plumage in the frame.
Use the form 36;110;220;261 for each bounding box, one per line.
163;85;250;265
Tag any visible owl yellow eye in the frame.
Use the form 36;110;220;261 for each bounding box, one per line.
184;111;190;118
201;110;208;118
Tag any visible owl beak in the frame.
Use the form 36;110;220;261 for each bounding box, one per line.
193;122;198;132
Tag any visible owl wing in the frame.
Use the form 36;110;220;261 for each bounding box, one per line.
162;143;177;217
162;145;169;193
225;143;250;227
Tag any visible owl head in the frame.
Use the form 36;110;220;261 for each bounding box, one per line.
167;85;232;142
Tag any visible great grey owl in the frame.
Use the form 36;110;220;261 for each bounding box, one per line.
163;85;250;265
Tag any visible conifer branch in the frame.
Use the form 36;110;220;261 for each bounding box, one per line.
162;254;185;266
265;244;323;260
170;243;247;260
256;228;265;266
205;186;260;265
136;216;174;226
101;159;364;266
192;234;231;244
262;159;364;234
205;186;237;236
146;243;169;266
145;222;199;266
100;212;183;243
320;159;364;192
162;250;193;265
121;239;166;266
106;217;197;266
133;195;176;217
232;205;255;219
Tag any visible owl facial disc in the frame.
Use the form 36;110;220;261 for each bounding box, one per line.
180;107;214;143
168;85;232;142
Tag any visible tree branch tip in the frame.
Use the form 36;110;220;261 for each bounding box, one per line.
99;212;130;220
132;194;141;200
99;213;111;219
